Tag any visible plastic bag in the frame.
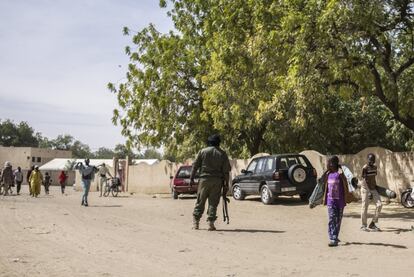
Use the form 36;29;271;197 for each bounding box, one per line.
341;165;355;193
309;175;326;208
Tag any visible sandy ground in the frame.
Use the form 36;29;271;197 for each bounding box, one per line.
0;185;413;277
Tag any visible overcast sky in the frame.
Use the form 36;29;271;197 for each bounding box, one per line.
0;0;174;150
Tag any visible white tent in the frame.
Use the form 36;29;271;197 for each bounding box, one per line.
132;159;159;166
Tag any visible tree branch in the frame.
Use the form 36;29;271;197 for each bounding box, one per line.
396;57;414;77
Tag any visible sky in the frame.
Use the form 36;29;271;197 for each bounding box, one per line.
0;0;174;150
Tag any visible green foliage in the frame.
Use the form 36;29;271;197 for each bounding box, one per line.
64;159;77;170
114;143;136;159
280;0;414;131
111;0;414;158
0;119;39;147
142;148;162;159
38;134;93;158
94;147;115;159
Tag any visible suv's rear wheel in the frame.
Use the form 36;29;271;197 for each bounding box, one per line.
261;185;274;205
232;184;245;200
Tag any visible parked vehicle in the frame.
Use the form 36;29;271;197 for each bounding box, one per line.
232;154;317;204
170;166;199;199
401;188;414;208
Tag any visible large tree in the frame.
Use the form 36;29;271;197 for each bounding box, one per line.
111;0;414;159
280;0;414;131
0;119;39;147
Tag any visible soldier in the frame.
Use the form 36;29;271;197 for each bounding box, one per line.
1;161;13;196
75;159;98;207
190;134;231;231
360;153;382;231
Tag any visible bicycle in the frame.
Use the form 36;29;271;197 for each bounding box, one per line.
103;177;121;197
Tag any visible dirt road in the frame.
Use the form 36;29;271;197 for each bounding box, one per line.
0;186;413;277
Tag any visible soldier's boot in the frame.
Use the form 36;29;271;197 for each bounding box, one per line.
208;221;216;231
192;217;199;230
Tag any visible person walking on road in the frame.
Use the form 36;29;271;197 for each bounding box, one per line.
43;172;51;195
98;163;112;197
360;153;382;232
14;166;23;195
75;159;97;207
58;171;68;195
27;165;35;196
1;161;13;196
29;166;43;197
190;134;231;231
322;156;355;247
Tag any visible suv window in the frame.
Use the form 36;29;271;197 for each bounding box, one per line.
278;156;308;169
246;159;258;173
264;157;275;172
256;158;266;173
298;156;308;167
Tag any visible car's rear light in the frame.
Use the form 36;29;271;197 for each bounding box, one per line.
273;171;282;180
312;168;317;177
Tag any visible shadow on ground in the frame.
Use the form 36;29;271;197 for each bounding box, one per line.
177;195;197;200
342;241;407;249
380;227;413;233
217;229;285;234
244;196;308;206
89;205;123;208
344;211;414;220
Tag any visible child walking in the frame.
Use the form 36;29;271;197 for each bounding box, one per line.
322;156;355;247
43;172;51;195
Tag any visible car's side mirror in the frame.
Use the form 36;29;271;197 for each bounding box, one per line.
169;176;173;180
241;169;247;174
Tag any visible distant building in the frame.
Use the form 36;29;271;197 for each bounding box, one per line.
0;146;72;170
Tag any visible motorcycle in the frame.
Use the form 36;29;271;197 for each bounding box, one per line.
401;188;414;208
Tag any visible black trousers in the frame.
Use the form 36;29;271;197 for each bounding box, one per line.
16;181;22;194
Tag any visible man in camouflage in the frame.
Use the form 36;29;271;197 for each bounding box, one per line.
190;134;231;231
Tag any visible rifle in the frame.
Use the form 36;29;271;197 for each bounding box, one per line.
222;181;230;224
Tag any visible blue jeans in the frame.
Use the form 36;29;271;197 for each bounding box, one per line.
328;206;344;241
82;179;91;204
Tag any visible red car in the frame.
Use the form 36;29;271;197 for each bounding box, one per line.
170;165;199;199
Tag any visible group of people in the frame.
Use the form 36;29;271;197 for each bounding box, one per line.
320;154;382;247
188;133;407;247
0;162;26;195
1;159;114;207
0;162;69;197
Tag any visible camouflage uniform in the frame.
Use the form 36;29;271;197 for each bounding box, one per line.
191;145;231;228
